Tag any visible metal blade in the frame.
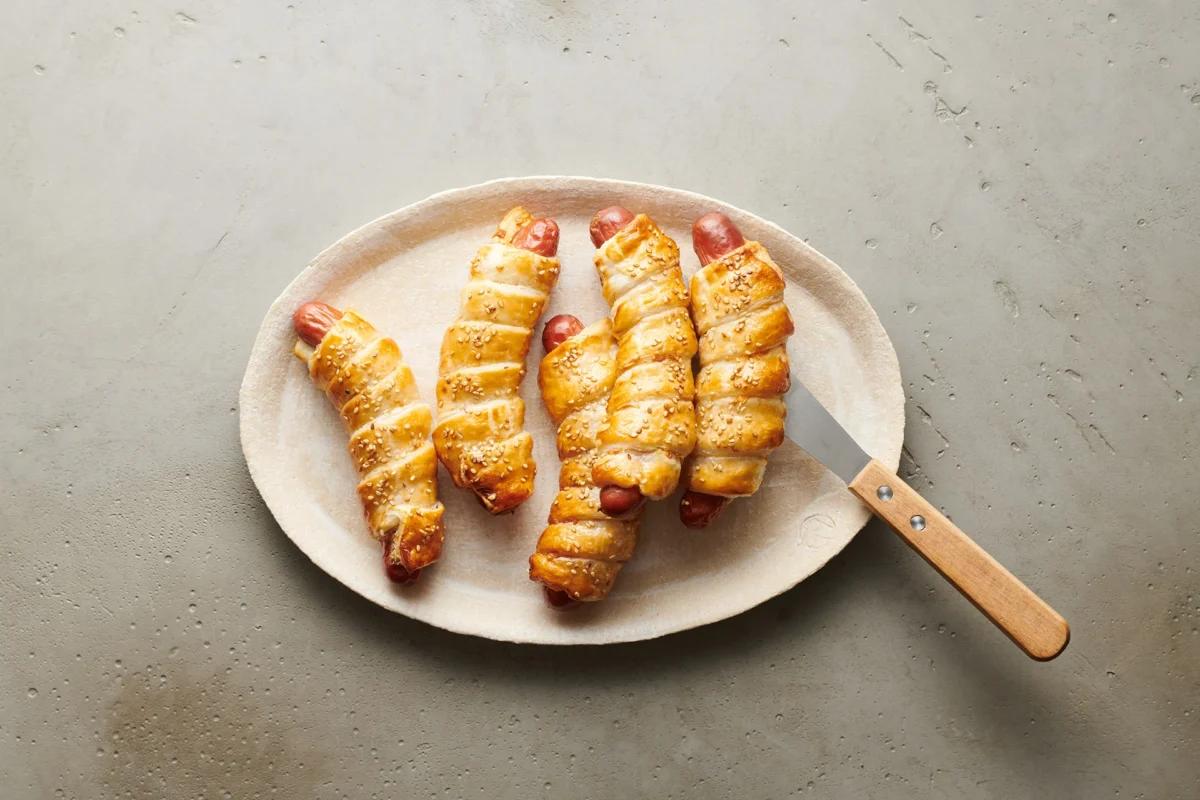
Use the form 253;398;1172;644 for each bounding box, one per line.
783;377;871;485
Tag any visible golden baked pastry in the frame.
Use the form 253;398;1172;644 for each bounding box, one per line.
293;306;443;579
590;211;698;505
681;212;794;527
530;318;641;602
433;207;561;513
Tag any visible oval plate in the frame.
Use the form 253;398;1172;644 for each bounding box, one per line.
240;177;904;644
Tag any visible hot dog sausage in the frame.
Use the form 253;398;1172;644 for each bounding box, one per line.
599;485;644;516
680;211;748;528
589;206;636;247
692;211;746;267
513;218;561;257
543;587;579;610
679;490;729;529
383;532;421;584
542;314;584;353
293;301;343;346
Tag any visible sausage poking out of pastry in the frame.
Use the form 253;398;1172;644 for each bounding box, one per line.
588;206;698;517
680;211;794;528
542;314;584;353
543;587;578;609
291;301;445;582
513;218;560;257
589;206;636;248
678;489;729;529
383;532;420;583
433;207;562;514
692;211;746;266
293;301;343;346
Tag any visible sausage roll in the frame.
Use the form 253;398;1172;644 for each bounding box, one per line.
530;318;641;602
293;306;444;577
682;212;794;526
433;207;561;513
590;210;698;504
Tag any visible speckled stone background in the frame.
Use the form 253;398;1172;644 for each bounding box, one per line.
3;1;1197;797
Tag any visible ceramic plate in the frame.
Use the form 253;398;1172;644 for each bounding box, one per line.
239;176;904;644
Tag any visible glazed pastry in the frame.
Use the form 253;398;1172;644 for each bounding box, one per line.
530;316;641;603
679;212;794;528
433;207;561;513
588;207;698;514
292;303;443;581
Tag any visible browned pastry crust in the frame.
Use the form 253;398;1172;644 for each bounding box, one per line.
293;310;444;571
530;319;640;600
433;207;561;513
686;241;794;498
591;214;698;499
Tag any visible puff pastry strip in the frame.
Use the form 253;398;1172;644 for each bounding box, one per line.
530;319;640;602
293;308;444;577
433;207;561;513
591;212;698;502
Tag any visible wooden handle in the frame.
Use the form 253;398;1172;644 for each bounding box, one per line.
848;459;1069;661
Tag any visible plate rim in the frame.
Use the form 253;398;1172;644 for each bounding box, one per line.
239;175;905;644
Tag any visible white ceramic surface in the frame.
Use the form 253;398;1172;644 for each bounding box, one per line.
239;176;904;644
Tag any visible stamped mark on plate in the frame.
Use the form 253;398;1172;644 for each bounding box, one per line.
799;513;838;550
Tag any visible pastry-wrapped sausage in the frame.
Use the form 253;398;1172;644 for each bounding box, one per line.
679;212;795;528
530;316;641;603
434;207;561;513
292;303;444;581
589;207;698;514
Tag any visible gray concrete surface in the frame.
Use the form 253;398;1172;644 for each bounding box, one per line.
3;1;1197;797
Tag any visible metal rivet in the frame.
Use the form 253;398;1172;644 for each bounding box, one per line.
910;515;927;531
876;485;893;501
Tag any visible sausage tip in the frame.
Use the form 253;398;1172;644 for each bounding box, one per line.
544;587;579;610
293;301;343;346
542;314;584;353
384;558;421;584
382;532;422;583
590;206;635;247
679;491;729;529
599;484;644;516
513;218;560;257
692;211;746;266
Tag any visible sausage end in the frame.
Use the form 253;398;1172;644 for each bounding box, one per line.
293;301;343;346
679;491;729;529
513;218;560;257
590;206;635;247
542;314;584;353
599;485;644;517
544;587;579;610
692;211;746;266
